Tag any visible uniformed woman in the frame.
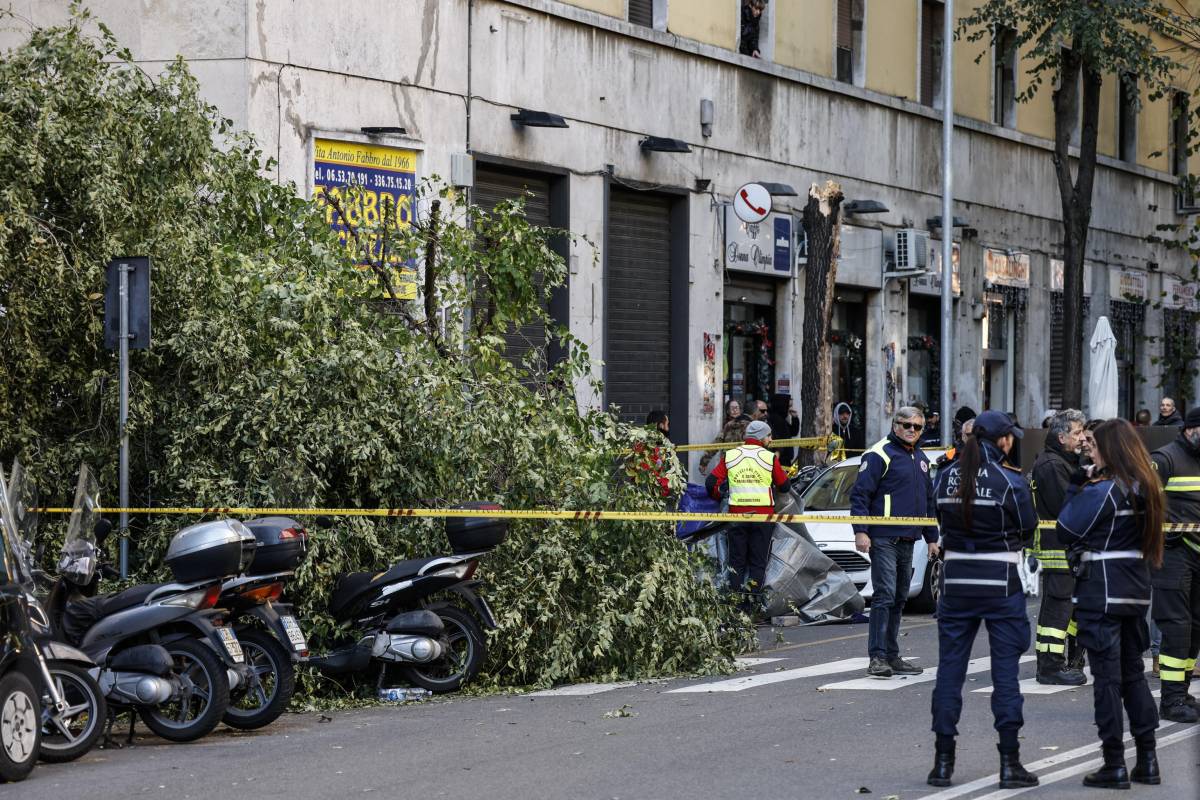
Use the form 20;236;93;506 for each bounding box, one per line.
928;411;1039;789
1056;418;1165;789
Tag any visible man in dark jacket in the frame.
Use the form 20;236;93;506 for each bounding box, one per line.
850;406;939;677
1155;397;1184;427
1028;409;1088;685
768;393;799;467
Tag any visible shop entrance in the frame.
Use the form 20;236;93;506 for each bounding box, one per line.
724;279;777;411
982;291;1016;411
831;292;868;450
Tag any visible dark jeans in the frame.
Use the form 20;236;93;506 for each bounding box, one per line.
1075;610;1158;757
726;522;772;598
868;537;915;660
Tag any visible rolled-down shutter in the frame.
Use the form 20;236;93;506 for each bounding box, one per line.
606;190;671;424
473;168;551;372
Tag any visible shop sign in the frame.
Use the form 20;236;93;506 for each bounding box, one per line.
1109;268;1147;303
984;248;1030;288
1162;275;1200;312
313;137;419;299
724;206;792;277
776;373;791;395
733;182;772;224
911;240;961;297
1049;259;1095;295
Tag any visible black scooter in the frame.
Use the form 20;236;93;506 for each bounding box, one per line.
306;510;506;692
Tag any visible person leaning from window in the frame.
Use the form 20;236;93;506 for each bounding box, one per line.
739;0;766;58
849;406;939;678
928;411;1038;790
1056;419;1165;789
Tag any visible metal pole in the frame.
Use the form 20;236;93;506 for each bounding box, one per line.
118;262;130;579
940;0;955;446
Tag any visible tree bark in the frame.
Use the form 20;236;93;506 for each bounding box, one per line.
799;181;844;466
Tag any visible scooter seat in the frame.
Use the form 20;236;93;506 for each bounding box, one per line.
385;609;444;636
111;644;174;676
329;558;445;619
62;583;168;645
379;557;443;582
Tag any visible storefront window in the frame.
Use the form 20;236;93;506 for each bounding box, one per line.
723;301;775;409
981;286;1027;413
906;296;940;411
830;296;867;450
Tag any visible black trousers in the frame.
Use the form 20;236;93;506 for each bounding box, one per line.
1036;571;1080;670
1151;543;1200;701
726;522;772;597
1075;610;1158;758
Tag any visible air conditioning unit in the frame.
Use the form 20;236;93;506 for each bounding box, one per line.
885;228;930;279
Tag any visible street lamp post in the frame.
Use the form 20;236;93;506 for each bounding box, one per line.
940;0;955;446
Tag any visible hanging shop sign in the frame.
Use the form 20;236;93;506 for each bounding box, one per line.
1049;259;1095;295
733;182;772;224
910;240;961;297
312;137;419;299
724;206;793;277
984;248;1031;288
1162;275;1200;312
1108;268;1147;303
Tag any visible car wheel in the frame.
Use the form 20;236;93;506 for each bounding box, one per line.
907;555;942;614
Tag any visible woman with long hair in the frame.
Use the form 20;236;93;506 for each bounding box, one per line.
928;411;1039;789
1057;419;1166;789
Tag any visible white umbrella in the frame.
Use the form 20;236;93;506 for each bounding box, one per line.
1088;316;1119;420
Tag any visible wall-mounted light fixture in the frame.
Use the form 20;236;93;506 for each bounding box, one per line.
360;126;408;136
640;136;692;153
694;178;711;192
700;99;714;138
510;109;569;128
926;215;970;230
844;199;889;214
758;182;798;197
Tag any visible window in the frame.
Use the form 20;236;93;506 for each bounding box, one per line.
920;0;944;107
1171;91;1195;209
992;26;1018;127
1163;308;1198;409
1049;292;1091;409
836;0;866;86
738;0;771;59
1118;73;1138;163
1110;300;1144;419
628;0;666;31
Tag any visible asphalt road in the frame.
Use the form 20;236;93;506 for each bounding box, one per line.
10;603;1200;799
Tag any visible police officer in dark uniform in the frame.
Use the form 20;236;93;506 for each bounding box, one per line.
1029;409;1088;685
927;411;1038;789
1149;406;1200;723
1058;419;1165;789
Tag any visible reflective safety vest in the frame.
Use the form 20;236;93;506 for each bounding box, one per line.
1152;439;1200;555
725;445;777;507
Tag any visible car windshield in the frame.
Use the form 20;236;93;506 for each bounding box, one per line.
801;463;859;511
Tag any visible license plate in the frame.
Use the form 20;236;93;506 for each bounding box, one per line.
280;615;308;652
475;596;497;629
217;627;244;663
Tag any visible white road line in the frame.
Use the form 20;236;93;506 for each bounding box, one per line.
968;726;1200;800
667;657;871;693
733;657;786;668
973;659;1172;695
526;681;637;697
818;656;1036;692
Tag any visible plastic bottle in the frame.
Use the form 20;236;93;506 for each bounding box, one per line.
377;687;432;703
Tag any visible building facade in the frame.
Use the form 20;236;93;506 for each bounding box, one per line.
7;0;1200;474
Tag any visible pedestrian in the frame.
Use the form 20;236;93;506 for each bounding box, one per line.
849;406;938;678
768;393;799;467
928;410;1038;790
832;401;861;451
645;409;669;438
1155;397;1183;427
738;0;766;58
700;405;751;474
748;398;768;421
1029;409;1088;686
724;399;746;424
705;419;788;615
1057;419;1165;789
1148;405;1200;724
919;410;942;447
1079;419;1102;466
1134;409;1152;427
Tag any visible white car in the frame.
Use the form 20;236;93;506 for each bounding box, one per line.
796;451;946;612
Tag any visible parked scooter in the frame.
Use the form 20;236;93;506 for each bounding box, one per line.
307;510;506;692
218;517;310;730
40;466;254;743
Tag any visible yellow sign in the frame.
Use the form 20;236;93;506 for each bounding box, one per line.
313;138;419;299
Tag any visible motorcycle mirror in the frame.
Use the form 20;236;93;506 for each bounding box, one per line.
94;517;113;543
314;515;334;529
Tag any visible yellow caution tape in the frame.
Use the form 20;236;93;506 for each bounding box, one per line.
675;435;843;453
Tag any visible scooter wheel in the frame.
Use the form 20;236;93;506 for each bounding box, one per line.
401;605;485;693
139;638;230;742
223;628;294;730
0;671;41;782
38;661;106;763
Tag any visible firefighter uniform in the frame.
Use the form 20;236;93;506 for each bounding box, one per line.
1029;436;1086;683
1150;434;1200;723
1057;475;1159;785
928;413;1038;789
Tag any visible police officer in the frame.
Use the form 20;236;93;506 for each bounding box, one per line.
928;411;1038;790
1029;409;1088;685
706;419;789;613
1149;406;1200;724
1057;419;1164;789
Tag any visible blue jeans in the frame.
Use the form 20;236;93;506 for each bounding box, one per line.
868;537;915;660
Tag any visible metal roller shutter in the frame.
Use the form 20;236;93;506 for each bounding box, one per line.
607;190;671;424
473;169;551;372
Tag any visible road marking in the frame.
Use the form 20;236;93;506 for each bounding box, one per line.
818;656;1035;691
967;725;1200;800
759;620;938;655
526;681;637;697
972;658;1161;694
667;657;872;693
734;657;786;668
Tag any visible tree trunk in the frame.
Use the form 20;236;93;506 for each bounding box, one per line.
799;181;844;466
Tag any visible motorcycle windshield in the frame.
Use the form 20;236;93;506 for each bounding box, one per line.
62;464;101;585
0;462;35;592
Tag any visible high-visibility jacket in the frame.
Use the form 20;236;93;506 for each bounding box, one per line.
1151;437;1200;555
705;439;788;513
849;433;937;541
1028;438;1080;571
1057;477;1153;617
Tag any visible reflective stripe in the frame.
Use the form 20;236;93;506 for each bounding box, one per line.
1164;476;1200;491
1037;625;1068;640
944;578;1010;586
883;494;892;517
1160;655;1191;669
866;439;892;468
945;550;1020;564
1030;548;1066;559
1080;550;1143;562
936;497;999;507
1035;642;1066;654
1185;537;1200;555
1066;619;1078;637
1113;509;1136;517
1160;669;1188;682
1106;597;1151;605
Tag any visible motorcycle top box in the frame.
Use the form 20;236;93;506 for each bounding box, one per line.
446;506;507;554
166;520;256;582
241;517;308;575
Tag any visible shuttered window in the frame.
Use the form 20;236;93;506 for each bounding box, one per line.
606;191;672;424
628;0;653;28
1049;292;1090;409
920;1;943;107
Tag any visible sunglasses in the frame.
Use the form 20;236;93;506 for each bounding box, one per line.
897;421;924;431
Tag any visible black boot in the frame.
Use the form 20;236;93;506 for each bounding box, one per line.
927;736;955;787
998;747;1038;789
1083;749;1130;790
1160;684;1200;723
1131;747;1160;785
